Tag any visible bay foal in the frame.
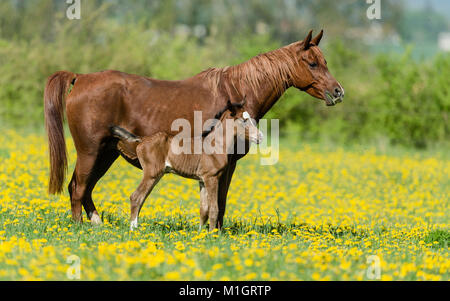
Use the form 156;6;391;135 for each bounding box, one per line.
111;101;263;230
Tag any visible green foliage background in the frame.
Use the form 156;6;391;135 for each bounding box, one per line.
0;0;448;148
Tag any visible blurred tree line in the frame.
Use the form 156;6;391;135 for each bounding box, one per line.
0;0;406;43
0;0;448;148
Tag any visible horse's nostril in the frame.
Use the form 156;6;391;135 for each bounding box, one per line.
334;87;342;97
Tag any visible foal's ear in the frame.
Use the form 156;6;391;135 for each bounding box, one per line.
241;96;247;106
311;29;323;46
226;99;237;116
226;99;233;110
301;30;313;50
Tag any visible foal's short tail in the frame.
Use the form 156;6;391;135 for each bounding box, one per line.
110;126;142;143
44;71;76;194
110;126;142;160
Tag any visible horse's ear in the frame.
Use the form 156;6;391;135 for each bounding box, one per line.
311;29;323;46
226;99;237;116
301;30;313;50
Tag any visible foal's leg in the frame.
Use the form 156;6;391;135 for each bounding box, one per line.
199;181;208;230
129;138;168;230
204;177;219;231
129;172;161;231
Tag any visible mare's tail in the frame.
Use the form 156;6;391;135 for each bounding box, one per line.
44;71;76;194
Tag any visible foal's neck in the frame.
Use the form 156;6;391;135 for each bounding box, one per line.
203;118;239;155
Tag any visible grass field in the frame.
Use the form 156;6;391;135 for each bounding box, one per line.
0;130;448;280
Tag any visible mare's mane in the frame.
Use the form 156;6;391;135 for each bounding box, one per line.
198;41;303;98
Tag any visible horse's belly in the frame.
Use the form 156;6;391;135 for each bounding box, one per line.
164;160;201;181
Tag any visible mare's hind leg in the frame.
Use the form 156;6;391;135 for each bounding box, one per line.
68;147;119;224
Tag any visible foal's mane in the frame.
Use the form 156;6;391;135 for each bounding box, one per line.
199;42;302;98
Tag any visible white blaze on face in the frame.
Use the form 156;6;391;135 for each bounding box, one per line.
242;111;263;143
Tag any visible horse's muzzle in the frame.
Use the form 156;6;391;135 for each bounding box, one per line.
325;90;344;106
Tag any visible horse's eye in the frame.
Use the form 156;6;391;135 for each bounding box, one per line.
309;62;317;68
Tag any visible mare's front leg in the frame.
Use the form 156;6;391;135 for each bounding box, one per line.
217;160;237;229
204;177;219;231
199;181;208;231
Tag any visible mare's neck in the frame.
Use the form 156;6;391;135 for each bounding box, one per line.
224;44;298;120
244;80;290;121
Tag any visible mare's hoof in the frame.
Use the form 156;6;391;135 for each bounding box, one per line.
90;213;102;225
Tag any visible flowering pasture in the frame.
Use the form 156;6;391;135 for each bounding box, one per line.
0;130;448;280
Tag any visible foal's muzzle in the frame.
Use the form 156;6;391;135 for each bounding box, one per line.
251;131;264;144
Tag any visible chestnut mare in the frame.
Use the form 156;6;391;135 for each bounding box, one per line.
44;30;344;228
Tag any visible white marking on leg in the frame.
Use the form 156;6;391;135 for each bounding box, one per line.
130;218;138;231
90;212;102;225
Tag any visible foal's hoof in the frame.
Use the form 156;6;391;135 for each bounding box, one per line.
90;213;102;225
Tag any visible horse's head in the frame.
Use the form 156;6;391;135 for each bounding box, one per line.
235;110;263;145
221;100;263;144
291;30;344;106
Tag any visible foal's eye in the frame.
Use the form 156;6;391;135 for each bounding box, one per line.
309;62;318;68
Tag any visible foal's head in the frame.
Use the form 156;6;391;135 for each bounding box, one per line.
290;30;344;106
212;100;263;145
